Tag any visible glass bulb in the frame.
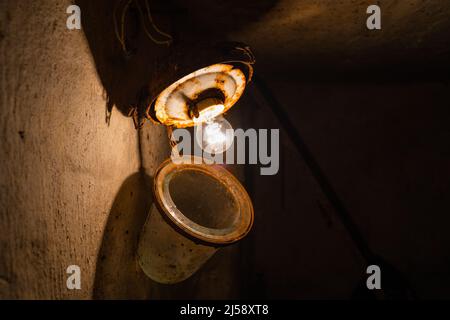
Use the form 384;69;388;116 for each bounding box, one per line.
193;103;225;124
195;115;234;155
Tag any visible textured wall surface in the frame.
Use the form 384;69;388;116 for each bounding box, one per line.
0;0;245;299
0;0;168;299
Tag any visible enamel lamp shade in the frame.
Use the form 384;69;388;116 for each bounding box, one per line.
142;42;255;128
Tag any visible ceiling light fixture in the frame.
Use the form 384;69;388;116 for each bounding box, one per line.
136;42;254;128
135;42;255;284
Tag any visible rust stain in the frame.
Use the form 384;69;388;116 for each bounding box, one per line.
153;64;247;128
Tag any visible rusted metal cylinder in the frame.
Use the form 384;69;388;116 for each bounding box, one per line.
137;157;253;284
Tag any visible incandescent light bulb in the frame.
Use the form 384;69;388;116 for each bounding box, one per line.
195;115;234;155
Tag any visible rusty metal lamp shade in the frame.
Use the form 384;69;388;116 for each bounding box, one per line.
141;42;255;128
137;157;254;284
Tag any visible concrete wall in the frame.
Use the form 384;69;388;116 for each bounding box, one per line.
0;0;247;299
0;0;170;299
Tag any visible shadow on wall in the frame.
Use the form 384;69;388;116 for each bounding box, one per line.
93;169;154;299
76;0;277;124
94;167;244;299
76;0;172;120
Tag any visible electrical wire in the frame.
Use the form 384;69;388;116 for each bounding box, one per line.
114;0;172;54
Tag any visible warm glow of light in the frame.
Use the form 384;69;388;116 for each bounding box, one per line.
195;115;234;154
154;64;246;128
204;122;227;145
193;104;225;124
